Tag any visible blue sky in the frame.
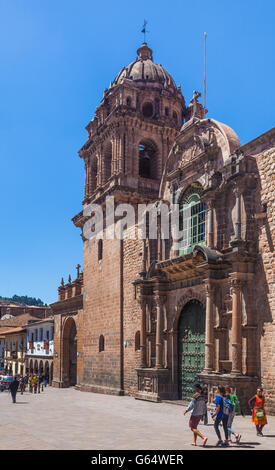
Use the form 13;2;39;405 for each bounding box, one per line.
0;0;274;304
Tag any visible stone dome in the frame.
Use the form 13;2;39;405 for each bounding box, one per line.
110;43;177;93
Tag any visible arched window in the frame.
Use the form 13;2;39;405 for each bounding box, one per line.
179;192;206;255
142;102;153;118
135;331;140;351
138;140;157;179
173;111;178;124
126;96;132;107
99;335;104;352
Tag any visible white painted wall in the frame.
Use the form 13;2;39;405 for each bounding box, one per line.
26;322;54;357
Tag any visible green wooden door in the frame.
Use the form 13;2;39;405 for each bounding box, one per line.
178;300;205;400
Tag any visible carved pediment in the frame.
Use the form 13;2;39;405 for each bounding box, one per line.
169;128;216;173
159;118;240;201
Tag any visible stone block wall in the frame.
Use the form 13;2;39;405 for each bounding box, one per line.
254;142;275;412
122;236;143;395
81;237;123;394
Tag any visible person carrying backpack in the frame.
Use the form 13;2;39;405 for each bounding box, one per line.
184;383;208;447
224;385;241;443
212;385;230;447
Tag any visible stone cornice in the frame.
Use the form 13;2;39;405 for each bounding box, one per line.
50;295;83;313
240;126;275;154
79;111;179;158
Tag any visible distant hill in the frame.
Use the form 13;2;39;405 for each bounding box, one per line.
0;295;46;306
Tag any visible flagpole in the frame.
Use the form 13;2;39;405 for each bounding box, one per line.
204;32;207;118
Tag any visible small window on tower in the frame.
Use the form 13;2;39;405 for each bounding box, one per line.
142;102;153;118
98;239;103;261
126;96;132;107
165;107;169;117
99;335;104;352
135;331;140;351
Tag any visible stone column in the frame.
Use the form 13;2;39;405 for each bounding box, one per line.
207;198;215;248
233;186;242;241
157;214;162;261
230;279;242;375
139;239;147;279
139;297;147;368
84;158;89;198
111;136;115;175
117;132;123;174
155;295;165;369
203;281;215;373
97;148;103;186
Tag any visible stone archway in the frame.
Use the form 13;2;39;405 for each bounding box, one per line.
178;299;206;400
62;317;77;387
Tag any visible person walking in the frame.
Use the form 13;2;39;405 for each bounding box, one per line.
184;383;208;447
19;376;25;395
33;375;38;394
40;375;44;392
43;375;48;388
212;385;230;447
29;375;33;393
248;387;268;436
224;385;241;443
9;376;19;403
24;375;29;392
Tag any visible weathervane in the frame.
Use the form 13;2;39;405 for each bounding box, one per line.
141;20;148;43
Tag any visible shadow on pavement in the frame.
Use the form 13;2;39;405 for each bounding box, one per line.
230;442;260;448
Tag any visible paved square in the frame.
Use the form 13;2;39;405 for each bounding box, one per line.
0;387;274;450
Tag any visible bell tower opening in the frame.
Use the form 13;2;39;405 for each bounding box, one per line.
138;139;158;179
142;102;154;118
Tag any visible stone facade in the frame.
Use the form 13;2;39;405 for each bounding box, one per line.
53;42;275;413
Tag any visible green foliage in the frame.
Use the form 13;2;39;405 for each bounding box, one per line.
0;295;45;306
